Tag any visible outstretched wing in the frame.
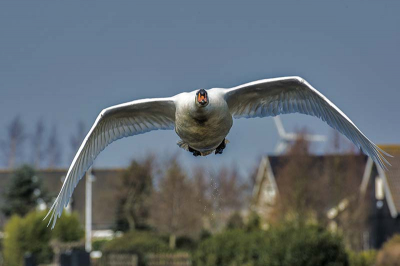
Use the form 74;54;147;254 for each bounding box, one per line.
224;76;391;169
45;97;176;228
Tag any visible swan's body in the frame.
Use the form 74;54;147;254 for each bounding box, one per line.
45;76;391;228
175;89;232;154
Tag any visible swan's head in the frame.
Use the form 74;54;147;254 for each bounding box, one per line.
196;89;209;107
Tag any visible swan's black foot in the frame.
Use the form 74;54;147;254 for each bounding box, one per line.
188;146;201;157
215;139;226;155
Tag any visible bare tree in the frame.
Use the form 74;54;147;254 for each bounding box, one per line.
216;167;248;212
1;115;26;168
192;167;212;215
31;119;46;168
47;124;62;168
207;166;248;231
326;129;358;154
323;130;367;250
69;121;86;162
270;130;368;250
271;134;321;224
150;157;203;249
191;167;213;231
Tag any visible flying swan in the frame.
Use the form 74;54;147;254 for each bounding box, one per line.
45;76;391;228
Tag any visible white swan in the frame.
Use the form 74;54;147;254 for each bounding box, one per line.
45;76;391;228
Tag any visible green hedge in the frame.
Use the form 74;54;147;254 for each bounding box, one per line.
102;231;170;266
193;223;349;266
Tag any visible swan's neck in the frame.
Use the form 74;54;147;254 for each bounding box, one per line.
190;102;210;119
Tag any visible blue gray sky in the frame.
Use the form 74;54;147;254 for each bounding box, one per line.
0;1;399;174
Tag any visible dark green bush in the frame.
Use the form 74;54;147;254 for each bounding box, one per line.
176;236;197;251
3;210;84;266
199;229;212;241
268;222;349;266
193;222;349;266
102;231;170;266
193;229;269;266
245;211;261;232
92;239;111;251
226;212;245;230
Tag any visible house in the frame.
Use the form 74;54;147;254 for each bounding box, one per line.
360;145;400;249
0;168;125;230
252;146;400;249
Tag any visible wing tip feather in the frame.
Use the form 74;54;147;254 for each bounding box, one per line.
43;195;63;229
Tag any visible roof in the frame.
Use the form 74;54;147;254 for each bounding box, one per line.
253;146;400;219
272;154;368;204
252;154;369;212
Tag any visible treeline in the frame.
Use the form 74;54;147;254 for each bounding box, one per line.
0;115;86;169
0;156;252;265
114;155;251;249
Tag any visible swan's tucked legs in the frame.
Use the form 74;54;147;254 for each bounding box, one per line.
215;139;226;155
188;146;201;157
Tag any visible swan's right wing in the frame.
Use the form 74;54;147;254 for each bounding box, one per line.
45;97;176;228
224;76;391;169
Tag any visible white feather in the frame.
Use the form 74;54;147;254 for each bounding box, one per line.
223;76;391;169
44;97;176;228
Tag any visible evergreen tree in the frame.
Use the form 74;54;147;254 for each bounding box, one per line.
2;165;48;217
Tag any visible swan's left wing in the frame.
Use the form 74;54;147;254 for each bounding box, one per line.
224;76;391;169
45;97;176;228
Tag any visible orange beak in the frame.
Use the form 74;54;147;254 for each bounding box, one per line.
198;94;207;103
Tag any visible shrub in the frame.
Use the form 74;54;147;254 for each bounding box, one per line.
245;211;261;232
193;229;269;266
102;231;170;266
3;212;52;265
348;250;376;266
199;229;212;241
193;222;349;266
268;222;349;266
376;234;400;266
176;236;197;251
92;239;111;251
226;212;245;230
3;215;24;266
52;211;84;242
3;210;84;266
19;211;53;263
